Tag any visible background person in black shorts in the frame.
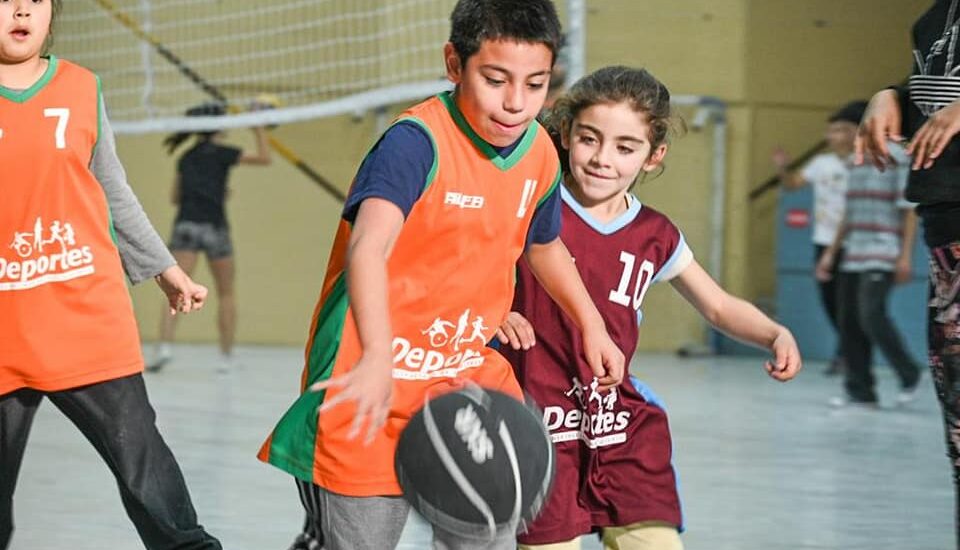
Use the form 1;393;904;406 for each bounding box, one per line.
149;103;272;373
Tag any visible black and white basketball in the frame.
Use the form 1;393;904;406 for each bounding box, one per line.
395;385;555;541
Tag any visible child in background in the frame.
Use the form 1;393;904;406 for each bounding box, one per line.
149;103;272;373
816;141;922;408
771;101;866;375
497;66;802;550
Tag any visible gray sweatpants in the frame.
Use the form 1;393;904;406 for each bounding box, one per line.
296;479;517;550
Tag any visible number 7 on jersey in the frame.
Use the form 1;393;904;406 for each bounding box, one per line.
43;108;70;150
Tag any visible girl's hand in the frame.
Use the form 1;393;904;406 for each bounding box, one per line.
155;265;207;314
310;351;394;445
495;311;536;350
582;325;624;391
907;99;960;170
764;329;802;382
855;89;903;170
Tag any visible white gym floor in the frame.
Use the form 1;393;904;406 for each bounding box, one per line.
8;345;953;550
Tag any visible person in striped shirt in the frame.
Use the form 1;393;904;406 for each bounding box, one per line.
816;142;922;408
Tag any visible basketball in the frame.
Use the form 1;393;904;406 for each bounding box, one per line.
395;385;555;541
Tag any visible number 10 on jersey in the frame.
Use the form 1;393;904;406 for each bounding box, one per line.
609;252;654;310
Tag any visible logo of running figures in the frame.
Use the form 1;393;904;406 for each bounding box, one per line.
564;377;588;408
565;377;619;412
603;386;619;412
9;217;76;258
393;309;489;379
420;309;489;350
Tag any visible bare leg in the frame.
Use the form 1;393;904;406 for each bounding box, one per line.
208;256;236;365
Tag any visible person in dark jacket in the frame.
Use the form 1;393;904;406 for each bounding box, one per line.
857;1;960;545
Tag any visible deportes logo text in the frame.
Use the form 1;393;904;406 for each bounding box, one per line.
392;309;489;380
2;217;95;291
543;377;631;448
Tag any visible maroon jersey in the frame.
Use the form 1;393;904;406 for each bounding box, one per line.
501;186;691;544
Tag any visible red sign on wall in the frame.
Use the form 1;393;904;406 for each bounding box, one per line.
785;208;810;228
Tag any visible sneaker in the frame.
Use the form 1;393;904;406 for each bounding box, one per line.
828;395;879;409
216;354;237;374
824;357;846;377
288;533;322;550
146;354;172;373
896;376;923;406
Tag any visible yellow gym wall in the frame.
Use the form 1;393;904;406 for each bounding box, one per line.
582;0;927;351
120;115;373;347
75;1;928;352
743;0;929;301
581;0;750;351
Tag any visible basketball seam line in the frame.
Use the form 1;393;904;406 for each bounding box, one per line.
422;397;497;540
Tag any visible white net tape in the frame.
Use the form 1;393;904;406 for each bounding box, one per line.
58;0;457;133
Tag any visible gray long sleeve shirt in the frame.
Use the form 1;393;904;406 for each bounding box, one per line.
90;96;176;284
8;85;176;284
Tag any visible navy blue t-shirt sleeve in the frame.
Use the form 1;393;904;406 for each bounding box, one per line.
525;177;562;247
343;121;433;223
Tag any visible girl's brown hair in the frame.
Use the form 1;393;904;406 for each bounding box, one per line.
545;66;683;175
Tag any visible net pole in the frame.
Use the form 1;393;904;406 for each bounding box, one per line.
566;0;587;83
136;0;156;118
88;0;347;202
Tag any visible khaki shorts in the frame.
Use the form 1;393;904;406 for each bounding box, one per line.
518;521;683;550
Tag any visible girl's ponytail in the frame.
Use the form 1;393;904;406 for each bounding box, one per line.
163;102;227;155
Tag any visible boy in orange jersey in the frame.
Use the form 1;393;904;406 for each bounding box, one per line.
260;1;625;549
0;1;220;548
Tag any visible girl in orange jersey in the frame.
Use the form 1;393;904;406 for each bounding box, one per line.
0;1;221;548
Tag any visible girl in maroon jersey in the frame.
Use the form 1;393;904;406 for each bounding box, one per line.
496;66;803;550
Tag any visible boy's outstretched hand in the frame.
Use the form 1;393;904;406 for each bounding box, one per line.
764;328;802;382
309;351;394;445
582;325;625;391
155;265;207;314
